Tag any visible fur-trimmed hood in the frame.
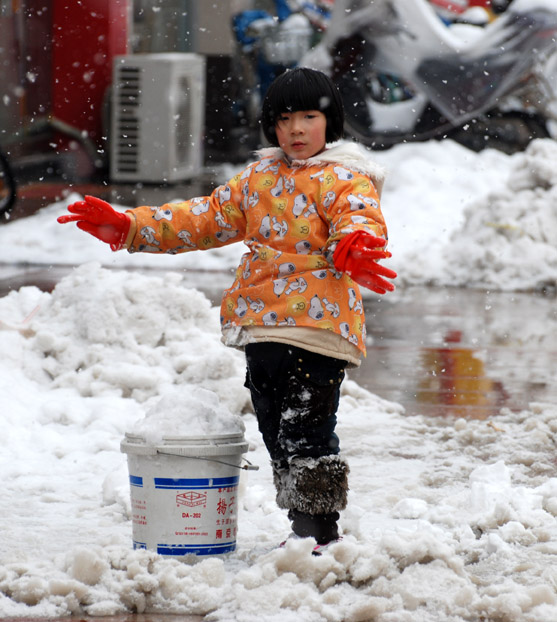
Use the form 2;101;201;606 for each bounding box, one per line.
255;140;387;197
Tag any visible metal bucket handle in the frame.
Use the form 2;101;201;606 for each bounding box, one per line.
156;448;259;471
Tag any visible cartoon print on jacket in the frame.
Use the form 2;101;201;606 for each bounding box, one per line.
126;142;388;354
247;296;265;313
151;206;173;221
218;185;231;203
271;176;284;198
333;166;354;181
347;193;379;211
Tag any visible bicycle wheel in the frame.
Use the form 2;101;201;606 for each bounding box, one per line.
0;150;16;219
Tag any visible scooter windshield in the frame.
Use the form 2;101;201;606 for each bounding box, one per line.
416;8;557;124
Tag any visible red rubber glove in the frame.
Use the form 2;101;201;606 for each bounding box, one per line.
333;231;397;294
57;195;131;251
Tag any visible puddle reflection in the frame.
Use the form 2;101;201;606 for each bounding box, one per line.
351;286;557;419
415;329;509;419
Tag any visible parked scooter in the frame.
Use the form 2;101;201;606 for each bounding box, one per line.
303;0;557;152
232;0;557;154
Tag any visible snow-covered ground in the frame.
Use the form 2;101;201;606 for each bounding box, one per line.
1;138;557;621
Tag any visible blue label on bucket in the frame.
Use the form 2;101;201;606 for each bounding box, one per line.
154;476;239;490
157;542;236;556
129;475;143;487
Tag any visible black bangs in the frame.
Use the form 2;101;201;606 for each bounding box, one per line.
268;70;329;115
261;67;344;147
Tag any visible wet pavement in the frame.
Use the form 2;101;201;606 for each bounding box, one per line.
351;285;557;419
5;171;221;224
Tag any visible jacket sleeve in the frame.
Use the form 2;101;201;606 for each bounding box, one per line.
324;171;388;251
125;169;249;253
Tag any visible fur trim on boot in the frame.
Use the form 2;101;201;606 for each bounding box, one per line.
272;455;349;515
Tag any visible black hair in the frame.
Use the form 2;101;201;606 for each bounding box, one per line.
261;67;344;147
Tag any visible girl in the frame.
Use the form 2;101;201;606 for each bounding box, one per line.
58;67;396;553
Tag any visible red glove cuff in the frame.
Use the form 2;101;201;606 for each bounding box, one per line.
109;216;131;251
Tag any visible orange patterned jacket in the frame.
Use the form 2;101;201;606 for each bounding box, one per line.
125;142;389;355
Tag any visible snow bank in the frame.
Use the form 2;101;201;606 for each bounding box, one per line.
1;264;557;621
389;138;557;291
439;139;557;291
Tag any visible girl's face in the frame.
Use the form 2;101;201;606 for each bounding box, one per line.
275;110;327;160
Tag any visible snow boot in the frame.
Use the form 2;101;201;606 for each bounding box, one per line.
288;509;340;545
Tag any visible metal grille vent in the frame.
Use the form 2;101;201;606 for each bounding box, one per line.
114;66;141;174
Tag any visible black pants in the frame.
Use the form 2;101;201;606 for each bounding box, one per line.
245;342;349;540
244;342;346;466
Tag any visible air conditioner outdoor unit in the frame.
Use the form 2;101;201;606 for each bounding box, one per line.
110;53;206;183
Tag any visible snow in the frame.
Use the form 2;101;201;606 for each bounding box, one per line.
133;387;246;444
1;138;557;621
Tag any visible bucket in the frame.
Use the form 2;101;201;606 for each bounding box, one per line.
121;431;251;557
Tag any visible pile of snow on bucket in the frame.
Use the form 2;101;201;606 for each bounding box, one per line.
121;386;250;557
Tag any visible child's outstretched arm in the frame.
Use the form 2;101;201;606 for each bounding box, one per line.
333;231;397;295
57;196;131;251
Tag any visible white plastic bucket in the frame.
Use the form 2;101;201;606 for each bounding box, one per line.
121;432;250;557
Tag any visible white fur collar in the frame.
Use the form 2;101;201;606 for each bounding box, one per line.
254;140;386;196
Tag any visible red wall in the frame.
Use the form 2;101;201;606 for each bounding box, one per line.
51;0;129;147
